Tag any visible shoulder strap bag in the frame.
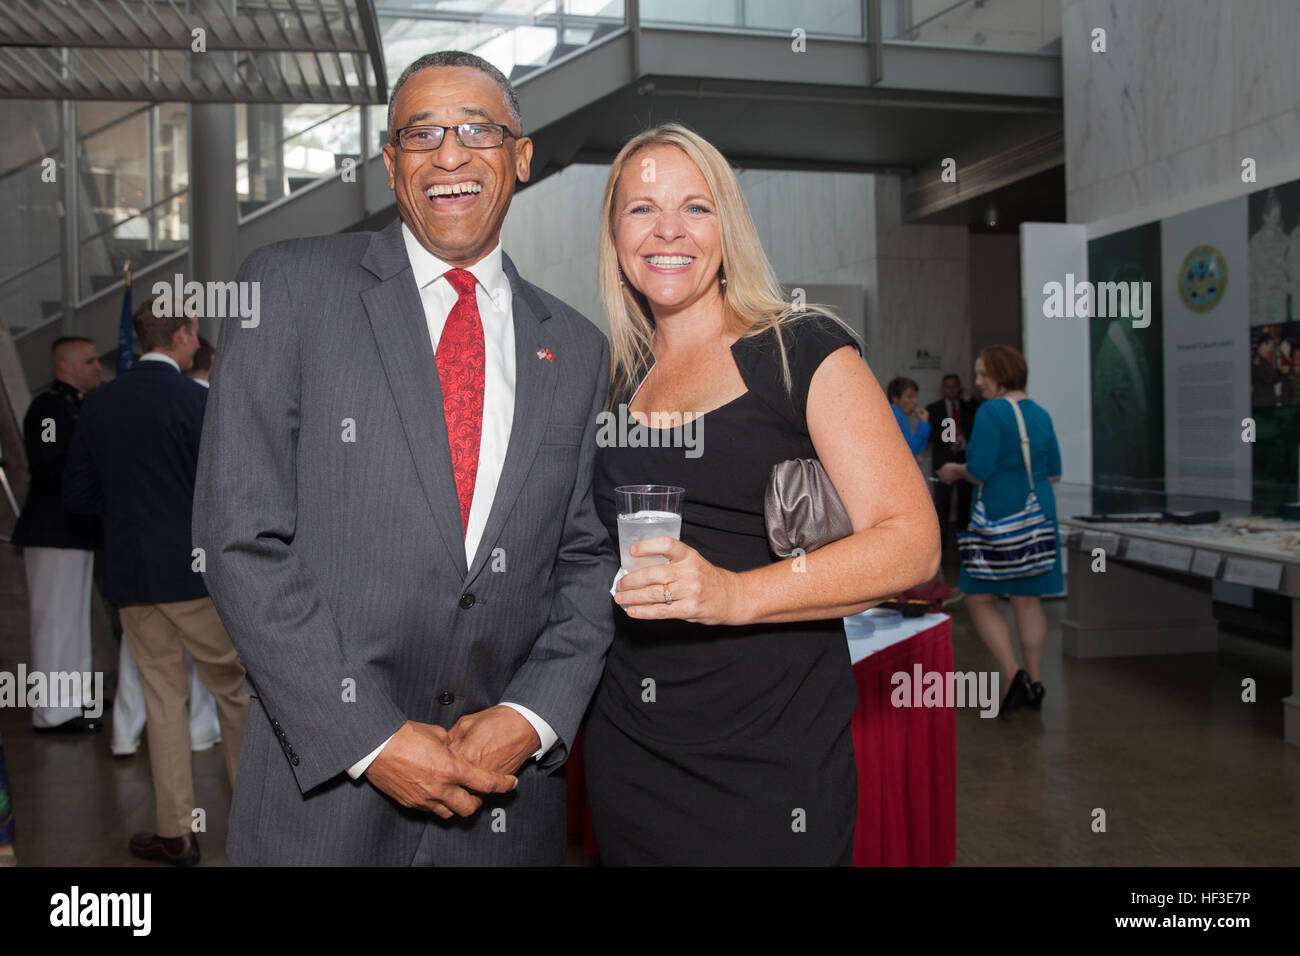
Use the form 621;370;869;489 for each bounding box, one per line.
957;399;1057;581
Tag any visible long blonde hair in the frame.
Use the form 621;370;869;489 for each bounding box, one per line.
598;123;854;403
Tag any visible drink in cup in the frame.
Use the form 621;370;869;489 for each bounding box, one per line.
615;485;685;572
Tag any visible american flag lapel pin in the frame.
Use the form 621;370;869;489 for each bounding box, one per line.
537;348;554;362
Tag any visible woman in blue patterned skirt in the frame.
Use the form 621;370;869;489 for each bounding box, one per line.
938;346;1062;718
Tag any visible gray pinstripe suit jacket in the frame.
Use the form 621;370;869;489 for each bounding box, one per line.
193;217;617;865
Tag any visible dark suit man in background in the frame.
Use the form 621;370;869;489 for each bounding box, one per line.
194;50;616;866
12;337;104;733
186;336;215;387
111;333;225;760
928;373;977;548
64;297;249;865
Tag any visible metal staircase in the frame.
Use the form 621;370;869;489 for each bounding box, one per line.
3;0;1064;388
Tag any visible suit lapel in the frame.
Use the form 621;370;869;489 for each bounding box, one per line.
466;253;556;581
360;219;469;580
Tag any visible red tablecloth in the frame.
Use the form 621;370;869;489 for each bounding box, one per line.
567;616;956;866
851;617;956;866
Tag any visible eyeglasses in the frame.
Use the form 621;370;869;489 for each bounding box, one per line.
393;123;518;151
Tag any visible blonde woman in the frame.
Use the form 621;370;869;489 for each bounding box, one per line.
583;124;940;865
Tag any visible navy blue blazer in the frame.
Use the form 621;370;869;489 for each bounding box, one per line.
63;358;209;604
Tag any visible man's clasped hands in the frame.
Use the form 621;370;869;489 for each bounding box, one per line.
363;705;540;819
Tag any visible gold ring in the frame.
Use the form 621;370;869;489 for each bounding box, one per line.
663;585;673;605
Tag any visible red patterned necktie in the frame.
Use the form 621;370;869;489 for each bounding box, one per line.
437;268;485;534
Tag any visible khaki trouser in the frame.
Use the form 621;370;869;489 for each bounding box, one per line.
119;597;249;838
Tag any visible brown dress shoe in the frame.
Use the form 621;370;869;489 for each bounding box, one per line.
129;832;200;866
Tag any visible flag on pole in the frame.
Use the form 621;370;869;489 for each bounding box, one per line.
117;260;133;375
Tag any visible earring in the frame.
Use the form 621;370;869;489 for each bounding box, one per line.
719;268;727;289
618;267;626;287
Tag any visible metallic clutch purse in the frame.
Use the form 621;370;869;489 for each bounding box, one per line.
764;458;853;558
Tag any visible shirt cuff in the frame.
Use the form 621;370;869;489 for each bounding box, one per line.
347;733;396;779
499;702;558;760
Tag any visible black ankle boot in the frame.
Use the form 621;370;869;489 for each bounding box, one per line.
998;669;1032;719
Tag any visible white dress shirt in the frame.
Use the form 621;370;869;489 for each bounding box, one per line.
138;352;181;372
346;224;556;780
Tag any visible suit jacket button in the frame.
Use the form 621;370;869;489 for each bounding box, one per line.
438;692;455;706
458;592;475;609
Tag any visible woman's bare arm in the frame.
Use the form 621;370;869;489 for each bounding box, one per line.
618;346;942;625
723;346;942;624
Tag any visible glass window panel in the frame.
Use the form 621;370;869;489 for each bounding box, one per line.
1;256;63;337
79;109;148;241
369;104;389;153
239;105;361;214
568;0;623;16
380;18;513;85
640;0;721;28
741;0;861;36
2;162;62;276
79;193;188;302
155;103;189;201
239;102;285;209
78;102;143;136
641;0;861;35
0;100;61;178
884;0;1061;52
0;99;63;333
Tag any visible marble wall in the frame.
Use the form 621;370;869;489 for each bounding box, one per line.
1063;0;1300;231
969;233;1023;362
502;163;972;411
865;176;972;401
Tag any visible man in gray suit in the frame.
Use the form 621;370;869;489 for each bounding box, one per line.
194;51;617;865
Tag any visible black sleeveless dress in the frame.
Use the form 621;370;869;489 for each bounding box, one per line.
584;314;860;866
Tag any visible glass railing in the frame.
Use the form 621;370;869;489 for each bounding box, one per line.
0;256;63;339
883;0;1061;52
0;161;63;337
4;0;1062;342
0;98;64;337
0;185;189;335
375;1;627;93
237;103;362;218
77;190;188;301
0;98;192;335
641;0;864;37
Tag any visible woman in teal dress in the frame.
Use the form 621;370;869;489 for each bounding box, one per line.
938;345;1062;718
